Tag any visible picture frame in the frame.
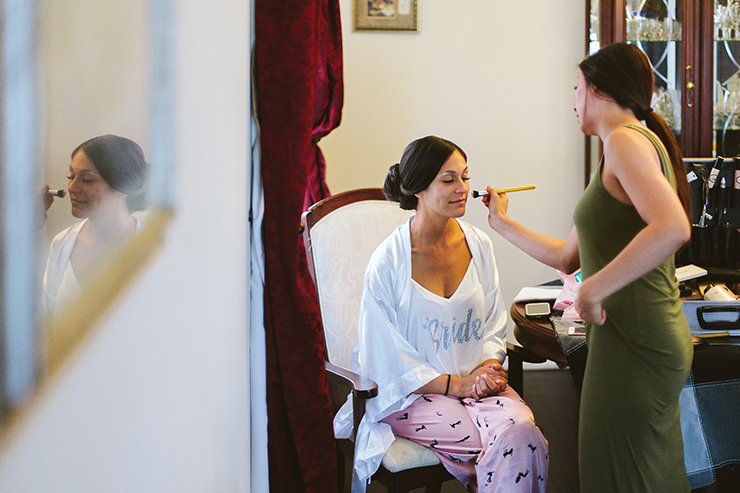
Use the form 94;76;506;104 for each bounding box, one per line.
353;0;418;32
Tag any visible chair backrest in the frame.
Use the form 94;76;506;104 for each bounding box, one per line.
302;188;414;369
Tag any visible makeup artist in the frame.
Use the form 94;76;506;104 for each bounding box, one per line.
482;43;693;493
41;134;148;315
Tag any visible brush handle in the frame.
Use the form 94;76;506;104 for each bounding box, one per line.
472;185;536;198
495;185;536;194
694;332;731;339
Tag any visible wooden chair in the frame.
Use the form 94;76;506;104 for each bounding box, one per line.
301;188;544;492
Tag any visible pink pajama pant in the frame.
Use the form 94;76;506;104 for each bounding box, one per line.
381;387;548;492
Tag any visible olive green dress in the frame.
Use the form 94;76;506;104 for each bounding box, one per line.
573;124;693;492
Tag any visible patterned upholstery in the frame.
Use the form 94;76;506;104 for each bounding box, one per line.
307;197;446;473
310;200;414;369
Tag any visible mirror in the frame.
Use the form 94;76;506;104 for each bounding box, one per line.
1;0;174;429
39;0;150;314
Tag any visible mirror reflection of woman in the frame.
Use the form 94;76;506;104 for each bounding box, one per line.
41;134;148;315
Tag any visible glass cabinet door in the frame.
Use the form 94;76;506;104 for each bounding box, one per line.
587;0;713;159
587;0;687;178
589;0;684;135
590;0;601;54
625;0;683;136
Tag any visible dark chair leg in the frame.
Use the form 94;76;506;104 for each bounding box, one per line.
425;482;442;493
508;349;525;398
386;477;397;493
387;475;410;493
336;446;345;492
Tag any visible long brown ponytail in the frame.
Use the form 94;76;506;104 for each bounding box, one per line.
579;43;691;222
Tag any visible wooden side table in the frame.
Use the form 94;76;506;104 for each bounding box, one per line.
510;302;568;367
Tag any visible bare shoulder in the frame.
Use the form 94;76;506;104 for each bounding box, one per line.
603;125;661;176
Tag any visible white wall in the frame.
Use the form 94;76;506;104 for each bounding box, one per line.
323;0;587;311
40;0;150;238
0;1;251;491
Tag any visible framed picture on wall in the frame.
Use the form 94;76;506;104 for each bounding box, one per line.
353;0;418;32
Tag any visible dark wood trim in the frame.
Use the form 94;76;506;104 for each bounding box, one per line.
612;0;626;43
301;187;388;284
700;0;716;157
373;463;452;493
302;188;387;233
599;0;615;47
325;361;378;399
680;0;704;157
584;0;591;56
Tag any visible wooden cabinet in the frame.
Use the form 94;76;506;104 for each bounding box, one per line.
588;0;740;159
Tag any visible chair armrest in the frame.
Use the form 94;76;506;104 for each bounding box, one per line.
325;361;378;400
325;361;379;441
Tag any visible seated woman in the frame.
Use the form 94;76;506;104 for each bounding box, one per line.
41;134;148;315
335;136;548;492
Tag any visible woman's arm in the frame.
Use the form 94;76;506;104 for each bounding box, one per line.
575;127;691;324
414;362;506;399
483;189;580;274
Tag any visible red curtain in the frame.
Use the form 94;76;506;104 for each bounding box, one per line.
255;0;343;491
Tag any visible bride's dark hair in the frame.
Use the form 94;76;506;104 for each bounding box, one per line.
384;136;466;210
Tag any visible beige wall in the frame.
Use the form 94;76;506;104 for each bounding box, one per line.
0;1;587;491
40;0;150;238
323;0;587;310
0;1;251;491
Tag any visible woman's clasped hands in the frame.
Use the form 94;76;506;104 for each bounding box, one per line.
467;361;507;401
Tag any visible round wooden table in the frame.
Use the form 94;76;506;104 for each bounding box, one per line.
510;302;569;367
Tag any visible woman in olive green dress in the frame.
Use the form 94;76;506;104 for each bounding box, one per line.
482;43;693;492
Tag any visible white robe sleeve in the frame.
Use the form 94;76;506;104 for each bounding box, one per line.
41;221;84;317
356;224;439;423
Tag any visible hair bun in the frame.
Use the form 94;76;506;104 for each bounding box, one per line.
383;163;404;203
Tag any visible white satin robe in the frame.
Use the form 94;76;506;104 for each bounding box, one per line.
334;218;508;490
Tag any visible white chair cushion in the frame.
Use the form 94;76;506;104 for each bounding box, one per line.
381;436;442;473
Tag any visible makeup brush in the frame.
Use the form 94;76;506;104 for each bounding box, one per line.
472;185;536;198
46;189;66;198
